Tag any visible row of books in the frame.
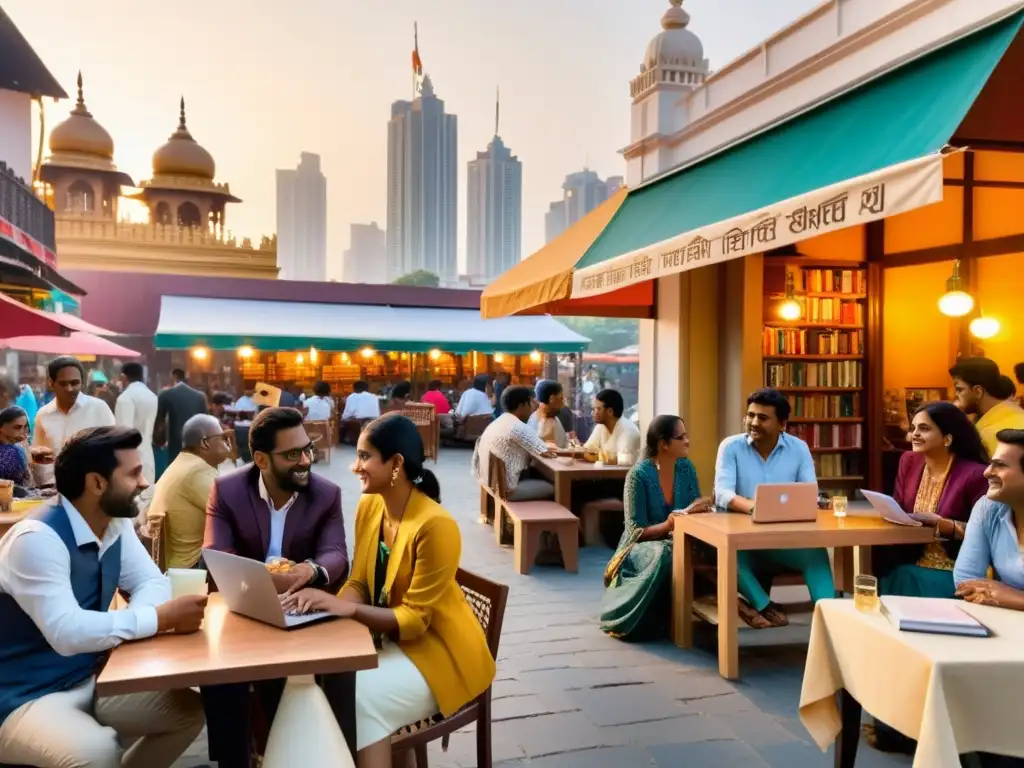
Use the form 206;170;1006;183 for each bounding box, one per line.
789;267;866;294
790;297;864;325
789;394;861;419
765;360;862;389
814;453;862;479
763;328;865;356
788;423;863;449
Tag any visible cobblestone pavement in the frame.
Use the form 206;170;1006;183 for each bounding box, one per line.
174;447;911;768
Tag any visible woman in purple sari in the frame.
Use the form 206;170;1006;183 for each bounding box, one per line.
0;406;31;487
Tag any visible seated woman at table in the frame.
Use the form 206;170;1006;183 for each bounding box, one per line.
0;406;32;488
599;415;712;640
877;402;989;599
953;428;1024;611
282;415;495;768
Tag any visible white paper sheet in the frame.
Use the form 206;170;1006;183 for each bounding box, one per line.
861;489;923;527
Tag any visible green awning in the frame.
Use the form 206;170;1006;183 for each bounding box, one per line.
576;11;1023;278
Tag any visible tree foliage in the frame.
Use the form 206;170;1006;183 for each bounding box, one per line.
392;270;440;287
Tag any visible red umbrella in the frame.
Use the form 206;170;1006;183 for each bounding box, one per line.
0;331;140;357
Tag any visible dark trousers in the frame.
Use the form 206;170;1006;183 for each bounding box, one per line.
202;673;355;768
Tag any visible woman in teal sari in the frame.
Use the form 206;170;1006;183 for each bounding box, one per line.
600;415;712;640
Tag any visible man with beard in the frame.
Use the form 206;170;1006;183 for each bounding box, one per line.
950;357;1024;459
714;388;834;629
201;406;348;768
0;426;207;767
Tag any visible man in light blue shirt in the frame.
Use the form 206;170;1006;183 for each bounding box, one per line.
714;388;834;628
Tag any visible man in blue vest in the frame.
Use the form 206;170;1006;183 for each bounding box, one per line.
0;426;208;767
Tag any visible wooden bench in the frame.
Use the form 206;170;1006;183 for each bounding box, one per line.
580;498;624;547
489;453;578;575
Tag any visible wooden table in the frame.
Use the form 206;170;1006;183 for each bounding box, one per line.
531;456;630;510
97;594;377;753
672;510;935;679
0;500;44;537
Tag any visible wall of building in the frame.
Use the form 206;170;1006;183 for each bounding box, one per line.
0;90;32;181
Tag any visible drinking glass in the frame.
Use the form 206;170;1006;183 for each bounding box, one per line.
168;568;209;599
832;494;848;518
854;574;879;613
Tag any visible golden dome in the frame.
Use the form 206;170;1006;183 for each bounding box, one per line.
48;73;114;159
152;97;216;179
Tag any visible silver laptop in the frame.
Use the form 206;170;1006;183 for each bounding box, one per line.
751;483;819;523
202;548;335;629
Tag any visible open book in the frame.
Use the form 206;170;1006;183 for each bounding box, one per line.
881;596;991;638
861;490;922;527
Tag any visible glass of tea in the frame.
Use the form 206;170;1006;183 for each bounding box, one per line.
832;494;848;518
854;574;879;613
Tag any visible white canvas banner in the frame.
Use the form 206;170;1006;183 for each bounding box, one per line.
571;152;946;299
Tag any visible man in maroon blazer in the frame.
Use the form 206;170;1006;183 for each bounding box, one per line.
201;407;350;768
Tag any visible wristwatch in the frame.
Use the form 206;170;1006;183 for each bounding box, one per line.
304;559;328;586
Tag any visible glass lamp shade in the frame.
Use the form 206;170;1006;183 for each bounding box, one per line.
969;316;1000;339
938;290;974;317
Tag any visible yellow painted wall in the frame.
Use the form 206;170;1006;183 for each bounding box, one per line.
885;188;963;254
975;252;1024;377
799;224;864;260
974;187;1024;240
883;261;955;391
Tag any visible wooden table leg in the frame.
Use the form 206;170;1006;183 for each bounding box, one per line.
835;687;862;768
319;671;358;757
833;546;853;595
555;475;572;510
672;530;694;649
717;546;739;679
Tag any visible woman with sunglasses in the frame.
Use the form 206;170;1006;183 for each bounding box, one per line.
283;415;494;768
600;414;713;640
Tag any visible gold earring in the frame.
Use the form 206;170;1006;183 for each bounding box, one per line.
945;438;953;448
391;467;400;486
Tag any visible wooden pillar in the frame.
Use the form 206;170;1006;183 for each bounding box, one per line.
866;221;886;491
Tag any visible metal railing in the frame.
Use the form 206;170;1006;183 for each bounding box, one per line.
0;161;55;252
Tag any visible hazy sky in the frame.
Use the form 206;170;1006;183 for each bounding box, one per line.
11;0;821;277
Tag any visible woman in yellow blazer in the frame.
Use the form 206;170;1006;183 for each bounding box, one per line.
282;415;495;768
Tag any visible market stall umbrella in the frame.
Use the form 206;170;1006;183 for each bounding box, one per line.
0;331;141;357
0;291;67;337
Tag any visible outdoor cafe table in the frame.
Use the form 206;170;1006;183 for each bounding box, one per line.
671;509;935;679
530;455;630;510
799;599;1024;768
96;594;378;754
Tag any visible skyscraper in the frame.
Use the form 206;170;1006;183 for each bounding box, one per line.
276;152;327;281
343;222;387;284
544;170;623;244
386;76;458;286
466;95;522;284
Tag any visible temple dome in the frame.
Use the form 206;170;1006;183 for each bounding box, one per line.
644;0;704;71
48;73;114;159
151;98;216;179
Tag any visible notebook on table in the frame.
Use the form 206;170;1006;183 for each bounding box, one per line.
880;596;991;638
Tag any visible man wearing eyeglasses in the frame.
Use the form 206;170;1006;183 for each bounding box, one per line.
144;413;233;569
201;406;349;768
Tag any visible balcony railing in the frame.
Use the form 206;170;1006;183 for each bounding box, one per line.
0;161;55;252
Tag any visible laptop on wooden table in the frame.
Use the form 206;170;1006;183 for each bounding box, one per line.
202;548;335;629
751;483;819;523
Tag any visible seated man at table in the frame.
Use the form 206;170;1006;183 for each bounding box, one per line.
584;389;641;459
528;379;569;449
473;385;556;501
146;414;233;569
954;428;1024;610
202;406;349;768
714;388;834;629
0;426;207;768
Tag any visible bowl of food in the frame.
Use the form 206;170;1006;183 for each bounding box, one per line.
265;557;295;574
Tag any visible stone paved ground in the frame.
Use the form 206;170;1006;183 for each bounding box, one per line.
174;446;912;768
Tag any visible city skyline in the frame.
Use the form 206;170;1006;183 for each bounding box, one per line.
11;0;823;279
276;151;327;281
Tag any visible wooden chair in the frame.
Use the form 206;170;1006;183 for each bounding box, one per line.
401;403;439;462
489;453;578;575
139;513;165;572
391;569;509;768
304;420;333;464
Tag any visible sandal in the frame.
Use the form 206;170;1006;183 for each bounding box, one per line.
761;604;790;627
738;600;773;629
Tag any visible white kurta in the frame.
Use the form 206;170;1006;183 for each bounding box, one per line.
115;381;159;484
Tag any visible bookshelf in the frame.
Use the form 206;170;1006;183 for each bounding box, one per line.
764;261;869;490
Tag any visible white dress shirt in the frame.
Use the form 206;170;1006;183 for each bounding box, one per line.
32;394;116;485
114;381;159;484
0;499;170;657
341;391;381;420
258;473;298;562
304;395;333;422
455;388;493;418
233;395;257;412
584;416;642;456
